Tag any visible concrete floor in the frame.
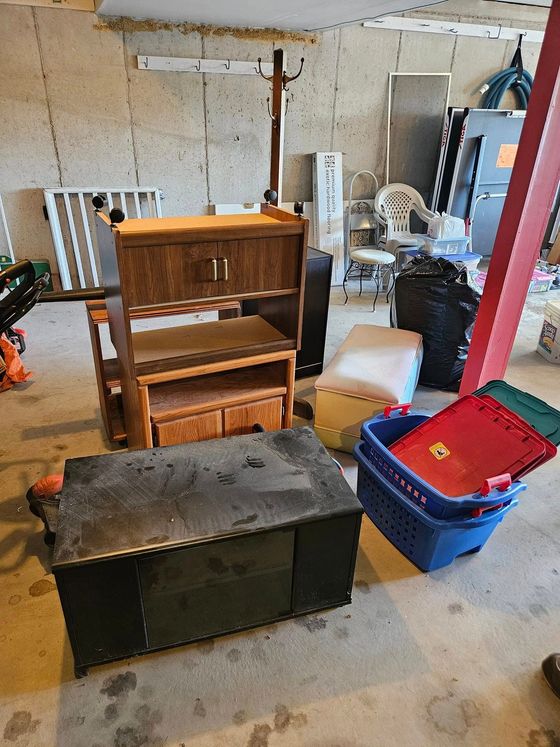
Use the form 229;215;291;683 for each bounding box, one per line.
1;284;560;747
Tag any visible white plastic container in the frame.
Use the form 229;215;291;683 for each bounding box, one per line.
537;300;560;364
420;235;470;255
427;213;465;240
403;249;481;273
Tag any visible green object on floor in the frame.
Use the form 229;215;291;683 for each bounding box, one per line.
474;379;560;446
0;256;53;292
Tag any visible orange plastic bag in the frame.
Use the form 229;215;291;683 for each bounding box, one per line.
0;333;32;391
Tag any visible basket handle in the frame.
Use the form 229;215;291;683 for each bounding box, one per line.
470;474;512;518
383;403;412;418
479;474;512;497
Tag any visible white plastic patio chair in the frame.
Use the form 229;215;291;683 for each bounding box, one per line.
374;183;436;257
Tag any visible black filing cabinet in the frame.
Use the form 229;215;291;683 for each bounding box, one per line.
244;247;332;379
52;428;362;676
296;248;332;379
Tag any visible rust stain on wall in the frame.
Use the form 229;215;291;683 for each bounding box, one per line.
95;16;318;44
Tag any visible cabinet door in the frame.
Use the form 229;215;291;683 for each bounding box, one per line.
223;397;283;436
120;242;219;306
155;411;223;446
215;237;300;296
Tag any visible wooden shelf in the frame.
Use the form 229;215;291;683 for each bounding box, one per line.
132;315;294;375
149;362;287;423
111;212;279;235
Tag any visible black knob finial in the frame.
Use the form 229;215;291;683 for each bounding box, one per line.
264;189;278;205
109;208;125;225
294;201;304;218
92;194;105;210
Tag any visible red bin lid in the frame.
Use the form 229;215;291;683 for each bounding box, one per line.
389;395;546;497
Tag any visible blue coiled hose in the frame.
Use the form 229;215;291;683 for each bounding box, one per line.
480;67;533;109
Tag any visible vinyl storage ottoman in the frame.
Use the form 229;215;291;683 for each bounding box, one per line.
314;325;423;452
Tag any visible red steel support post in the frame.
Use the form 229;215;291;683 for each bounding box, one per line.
459;0;560;394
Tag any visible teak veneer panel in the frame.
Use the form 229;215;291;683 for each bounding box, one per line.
223;397;283;436
120;236;300;308
132;315;286;366
155;411;223;446
112;213;279;234
148;362;287;422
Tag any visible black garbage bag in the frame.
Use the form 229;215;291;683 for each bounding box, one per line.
392;256;481;391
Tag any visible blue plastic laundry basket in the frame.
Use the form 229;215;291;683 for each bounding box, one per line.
354;441;519;572
360;408;526;519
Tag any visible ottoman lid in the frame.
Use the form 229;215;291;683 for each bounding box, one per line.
315;324;423;403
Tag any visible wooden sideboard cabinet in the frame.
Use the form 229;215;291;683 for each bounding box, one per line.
95;206;308;450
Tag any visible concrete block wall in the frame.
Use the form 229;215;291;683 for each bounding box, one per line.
0;0;548;273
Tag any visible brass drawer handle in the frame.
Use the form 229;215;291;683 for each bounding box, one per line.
210;258;218;281
220;257;229;281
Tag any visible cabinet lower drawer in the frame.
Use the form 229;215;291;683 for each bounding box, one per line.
223;397;283;436
153;397;284;446
155;411;223;446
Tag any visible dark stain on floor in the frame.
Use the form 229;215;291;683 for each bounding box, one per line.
232;513;258;527
100;671;137;699
448;602;464;615
247;723;272;747
105;704;119;721
28;578;56;597
527;726;560;747
246;704;308;746
3;711;40;742
529;603;549;619
227;648;242;663
426;694;480;738
354;579;371;594
294;615;327;632
233;709;248;725
113;705;163;747
193;698;206;718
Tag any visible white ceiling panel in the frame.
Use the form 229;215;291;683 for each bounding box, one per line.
95;0;446;32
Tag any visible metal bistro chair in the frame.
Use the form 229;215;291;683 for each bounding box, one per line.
342;171;396;312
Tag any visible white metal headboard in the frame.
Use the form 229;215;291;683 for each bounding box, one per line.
43;187;163;290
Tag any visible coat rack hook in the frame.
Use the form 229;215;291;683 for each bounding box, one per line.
266;97;278;127
195;59;201;72
285;92;294;116
224;59;231;70
282;57;305;91
486;24;502;39
256;57;273;82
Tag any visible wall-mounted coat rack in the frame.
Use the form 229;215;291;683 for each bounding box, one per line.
256;49;305;206
363;17;544;44
136;56;274;76
136;50;305;208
